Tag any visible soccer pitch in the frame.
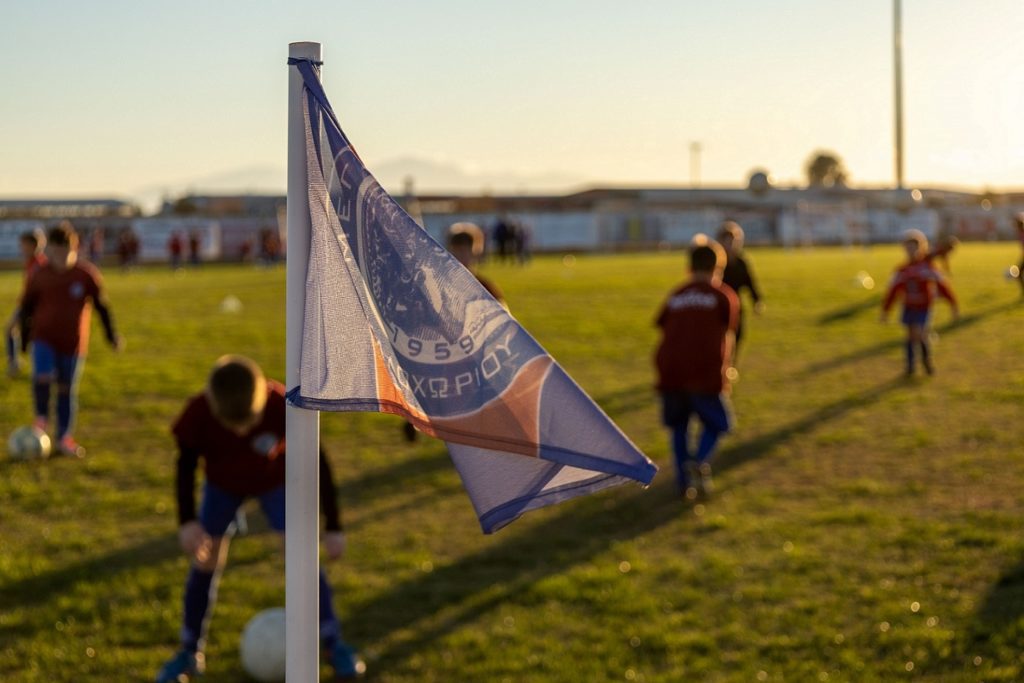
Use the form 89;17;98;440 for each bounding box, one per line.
1;244;1022;682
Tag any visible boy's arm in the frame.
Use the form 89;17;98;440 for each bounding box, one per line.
175;444;202;526
92;296;122;349
318;448;343;532
880;275;903;318
935;276;959;318
319;448;346;560
741;258;762;304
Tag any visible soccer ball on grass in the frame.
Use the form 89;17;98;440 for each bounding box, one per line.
7;426;51;461
240;607;287;682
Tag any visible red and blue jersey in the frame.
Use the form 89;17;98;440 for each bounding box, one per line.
882;259;956;314
655;281;739;395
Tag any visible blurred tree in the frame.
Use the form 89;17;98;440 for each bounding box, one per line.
173;197;197;215
805;151;848;188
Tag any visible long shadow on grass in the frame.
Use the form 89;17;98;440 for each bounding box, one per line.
798;299;1020;377
0;535;180;638
347;478;685;672
816;293;882;325
964;560;1024;651
593;383;656;419
930;558;1024;677
714;375;906;474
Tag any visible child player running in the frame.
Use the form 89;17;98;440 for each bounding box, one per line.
156;355;364;683
716;221;762;368
19;221;121;456
4;229;47;377
881;229;959;376
654;242;739;500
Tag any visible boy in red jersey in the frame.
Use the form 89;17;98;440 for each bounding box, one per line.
19;222;121;456
881;230;959;376
654;242;739;499
156;356;364;683
5;230;48;377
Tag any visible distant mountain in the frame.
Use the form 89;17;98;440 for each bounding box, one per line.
132;166;286;213
368;156;588;196
132;158;588;212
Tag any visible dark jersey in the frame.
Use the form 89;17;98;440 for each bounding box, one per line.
655;281;739;394
172;380;341;530
721;253;761;308
21;260;110;355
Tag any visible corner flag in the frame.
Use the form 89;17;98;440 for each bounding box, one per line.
287;59;656;532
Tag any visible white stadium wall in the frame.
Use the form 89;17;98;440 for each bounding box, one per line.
0;221;46;261
131;218;221;263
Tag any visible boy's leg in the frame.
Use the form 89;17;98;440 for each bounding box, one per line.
692;394;733;494
693;394;732;464
30;342;56;430
54;353;84;444
259;486;342;643
182;485;240;653
261;487;365;678
662;392;695;494
671;422;693;493
5;316;18;373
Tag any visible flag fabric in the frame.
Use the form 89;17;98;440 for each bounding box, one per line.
286;60;657;533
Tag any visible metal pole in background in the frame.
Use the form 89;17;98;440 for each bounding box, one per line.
286;40;322;683
893;0;905;190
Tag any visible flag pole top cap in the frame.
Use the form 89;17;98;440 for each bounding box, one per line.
289;42;322;60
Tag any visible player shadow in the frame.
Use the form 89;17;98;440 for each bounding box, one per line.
798;299;1020;377
345;478;687;673
713;375;906;475
931;557;1024;676
0;534;181;640
815;294;882;325
967;559;1024;642
593;382;656;419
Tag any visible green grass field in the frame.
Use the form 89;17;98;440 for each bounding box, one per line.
1;245;1022;682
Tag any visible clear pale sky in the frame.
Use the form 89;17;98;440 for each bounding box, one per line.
2;0;1022;202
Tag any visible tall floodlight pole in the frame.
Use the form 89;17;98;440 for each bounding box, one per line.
893;0;905;190
287;40;322;683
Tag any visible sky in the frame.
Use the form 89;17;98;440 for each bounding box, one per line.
1;0;1022;206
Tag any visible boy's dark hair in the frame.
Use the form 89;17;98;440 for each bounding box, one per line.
447;222;484;255
691;243;725;273
19;231;39;248
47;221;78;248
448;231;474;249
207;355;267;424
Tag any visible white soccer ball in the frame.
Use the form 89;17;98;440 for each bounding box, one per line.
7;426;51;461
240;608;286;682
1005;265;1020;280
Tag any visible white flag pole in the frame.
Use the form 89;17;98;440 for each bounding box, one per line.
286;40;322;683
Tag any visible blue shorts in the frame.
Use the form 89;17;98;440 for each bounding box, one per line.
901;308;930;326
661;392;733;433
32;341;83;385
199;482;286;537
